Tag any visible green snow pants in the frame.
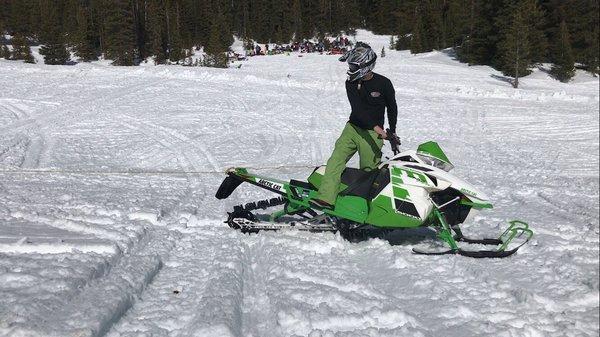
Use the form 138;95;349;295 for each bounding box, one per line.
317;123;384;204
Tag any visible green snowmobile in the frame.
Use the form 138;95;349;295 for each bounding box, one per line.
215;141;532;258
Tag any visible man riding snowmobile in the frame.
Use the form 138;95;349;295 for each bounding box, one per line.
215;42;533;258
311;42;401;210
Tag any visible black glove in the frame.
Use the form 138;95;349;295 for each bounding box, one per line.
386;128;401;155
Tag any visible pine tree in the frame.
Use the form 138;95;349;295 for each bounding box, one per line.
521;0;547;63
166;0;185;63
5;0;35;64
74;3;99;61
61;0;78;39
10;33;35;63
0;13;8;59
146;0;167;64
381;46;385;57
216;4;233;52
1;10;8;60
345;0;362;30
421;0;443;51
583;24;599;75
563;0;599;76
457;1;502;65
299;0;318;40
549;20;575;82
496;1;537;88
191;0;213;47
446;0;472;48
390;0;413;50
0;8;4;33
1;44;10;59
410;5;425;54
582;3;599;76
271;0;294;43
8;1;34;37
39;0;70;65
203;6;229;68
131;0;148;60
103;0;137;66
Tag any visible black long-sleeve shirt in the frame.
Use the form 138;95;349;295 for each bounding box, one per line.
346;72;397;133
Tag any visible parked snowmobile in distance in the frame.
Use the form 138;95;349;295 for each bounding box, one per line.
215;141;533;258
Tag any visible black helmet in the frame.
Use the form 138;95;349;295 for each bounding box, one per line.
339;42;377;82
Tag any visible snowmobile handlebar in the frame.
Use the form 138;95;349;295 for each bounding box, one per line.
386;128;401;154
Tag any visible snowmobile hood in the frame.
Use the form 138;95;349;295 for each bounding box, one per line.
386;150;490;203
427;168;491;202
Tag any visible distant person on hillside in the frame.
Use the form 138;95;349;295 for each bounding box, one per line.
310;42;399;209
317;42;324;53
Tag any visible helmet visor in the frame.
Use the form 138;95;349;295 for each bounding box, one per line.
348;62;361;73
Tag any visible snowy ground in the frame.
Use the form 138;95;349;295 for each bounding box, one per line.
0;31;598;337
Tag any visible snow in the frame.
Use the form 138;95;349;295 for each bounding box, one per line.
0;30;598;336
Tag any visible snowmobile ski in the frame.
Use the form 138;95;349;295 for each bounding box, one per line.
411;247;520;258
412;220;533;258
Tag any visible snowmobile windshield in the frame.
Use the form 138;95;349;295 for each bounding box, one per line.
417;154;454;172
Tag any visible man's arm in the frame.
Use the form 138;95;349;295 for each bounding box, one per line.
385;79;398;134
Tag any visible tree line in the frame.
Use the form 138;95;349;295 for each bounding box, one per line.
0;0;598;83
377;0;598;85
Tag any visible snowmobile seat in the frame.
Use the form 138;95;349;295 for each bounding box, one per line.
340;168;371;186
340;167;388;200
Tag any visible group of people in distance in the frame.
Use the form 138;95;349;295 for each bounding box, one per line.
239;36;353;60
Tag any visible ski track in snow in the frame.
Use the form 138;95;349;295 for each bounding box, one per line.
0;31;598;336
0;100;45;169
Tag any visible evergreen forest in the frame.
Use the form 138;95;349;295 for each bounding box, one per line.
0;0;598;82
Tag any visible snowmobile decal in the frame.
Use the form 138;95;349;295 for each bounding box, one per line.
257;179;283;191
393;199;421;219
460;187;478;197
391;167;430;186
392;186;409;200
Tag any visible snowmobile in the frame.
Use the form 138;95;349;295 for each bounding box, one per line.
215;141;533;258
